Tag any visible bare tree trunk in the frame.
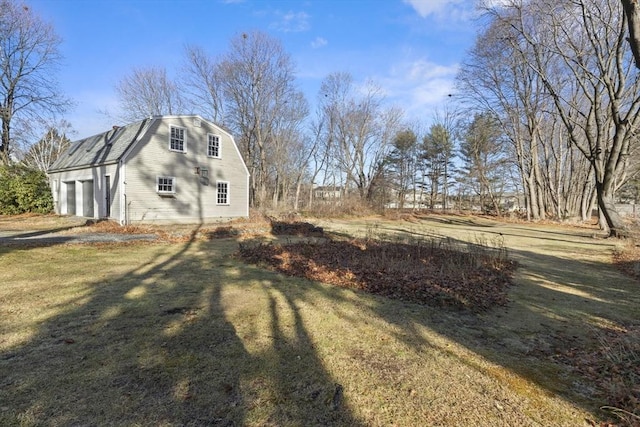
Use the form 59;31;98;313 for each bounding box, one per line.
523;180;532;221
622;0;640;68
272;173;279;209
1;115;11;165
526;174;539;220
294;181;302;211
581;180;596;221
597;185;627;236
443;161;448;211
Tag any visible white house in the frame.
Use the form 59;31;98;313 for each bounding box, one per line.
47;115;249;224
313;186;342;201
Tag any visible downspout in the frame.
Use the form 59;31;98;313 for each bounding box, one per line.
246;170;250;217
120;159;127;225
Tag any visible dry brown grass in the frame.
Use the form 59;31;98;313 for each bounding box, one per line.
613;240;640;281
302;197;376;218
0;213;87;230
1;213;639;426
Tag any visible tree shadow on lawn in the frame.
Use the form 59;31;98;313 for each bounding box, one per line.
0;226;86;247
325;214;604;250
412;213;500;228
382;222;603;248
2;218;637;425
350;240;639;422
238;224;639;424
0;235;362;426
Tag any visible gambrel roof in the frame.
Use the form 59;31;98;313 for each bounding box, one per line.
48;118;152;172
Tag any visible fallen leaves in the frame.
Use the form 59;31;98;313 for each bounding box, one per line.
552;325;640;426
238;238;516;312
613;243;640;282
270;220;324;237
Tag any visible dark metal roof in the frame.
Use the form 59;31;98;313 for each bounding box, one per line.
48;118;151;172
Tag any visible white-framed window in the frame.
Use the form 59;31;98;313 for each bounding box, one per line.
157;176;176;194
216;181;229;205
207;133;221;158
169;125;186;152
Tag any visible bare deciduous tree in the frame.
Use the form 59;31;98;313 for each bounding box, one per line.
467;0;640;236
505;0;640;236
622;0;640;68
115;66;185;122
219;31;306;208
457;14;551;220
318;72;403;201
266;90;309;209
0;0;71;164
180;44;224;123
20;119;73;171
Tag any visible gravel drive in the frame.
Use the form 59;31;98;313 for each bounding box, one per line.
0;229;158;245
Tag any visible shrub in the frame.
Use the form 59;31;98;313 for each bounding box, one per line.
0;164;53;214
304;195;375;218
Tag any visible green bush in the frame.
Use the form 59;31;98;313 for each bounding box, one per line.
0;164;53;214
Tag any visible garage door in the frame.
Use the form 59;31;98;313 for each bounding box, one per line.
65;181;76;215
82;180;94;217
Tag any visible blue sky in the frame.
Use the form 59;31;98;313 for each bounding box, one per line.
28;0;485;140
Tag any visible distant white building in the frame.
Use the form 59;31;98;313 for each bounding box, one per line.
314;186;342;200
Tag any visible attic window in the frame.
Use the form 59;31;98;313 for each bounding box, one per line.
207;134;221;158
193;118;201;127
169;125;186;153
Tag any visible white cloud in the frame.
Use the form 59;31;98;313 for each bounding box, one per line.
270;11;310;33
311;37;327;49
403;0;464;18
378;59;459;119
403;0;485;22
483;0;512;7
